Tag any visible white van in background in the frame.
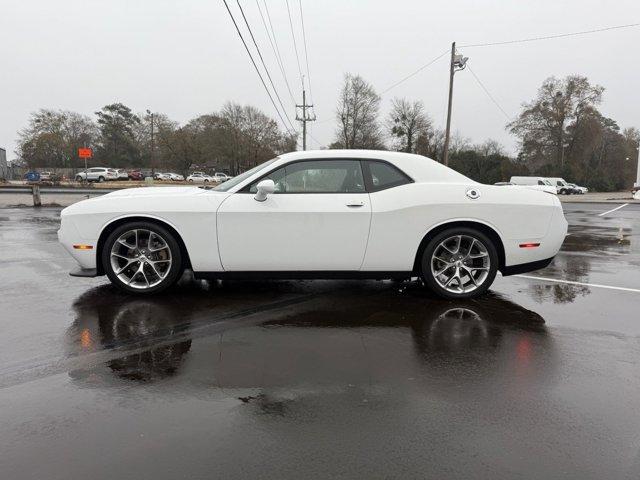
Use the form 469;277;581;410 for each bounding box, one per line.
509;176;558;194
545;177;576;195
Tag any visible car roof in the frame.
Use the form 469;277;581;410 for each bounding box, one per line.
275;150;472;184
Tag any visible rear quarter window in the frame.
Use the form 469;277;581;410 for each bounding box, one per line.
364;161;412;192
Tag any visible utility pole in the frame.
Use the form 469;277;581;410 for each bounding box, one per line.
442;42;468;166
296;88;316;150
635;144;640;188
147;110;155;174
561;143;569;168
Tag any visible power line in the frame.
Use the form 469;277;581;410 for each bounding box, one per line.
262;0;289;83
460;22;640;48
284;0;304;86
380;50;449;94
466;63;512;122
222;0;295;136
255;0;296;106
297;0;314;107
235;0;297;132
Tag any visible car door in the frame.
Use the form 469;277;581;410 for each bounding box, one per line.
217;159;371;271
86;168;98;181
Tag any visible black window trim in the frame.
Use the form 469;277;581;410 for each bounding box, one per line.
238;157;414;194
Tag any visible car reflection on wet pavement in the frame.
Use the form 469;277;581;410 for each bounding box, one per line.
66;282;551;388
1;203;640;479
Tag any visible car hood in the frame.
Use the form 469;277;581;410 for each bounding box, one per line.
101;186;202;198
62;186;230;217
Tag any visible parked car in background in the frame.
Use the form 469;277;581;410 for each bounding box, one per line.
567;183;588;194
213;172;232;182
115;169;129;180
167;173;184;181
154;172;171;181
545;177;577;195
75;167;118;182
24;171;41;183
31;171;60;183
187;172;213;183
59;150;568;298
128;170;144;181
506;177;557;194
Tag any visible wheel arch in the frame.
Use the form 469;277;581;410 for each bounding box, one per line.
96;215;193;275
412;220;506;274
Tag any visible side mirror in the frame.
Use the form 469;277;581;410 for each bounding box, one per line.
254;179;275;202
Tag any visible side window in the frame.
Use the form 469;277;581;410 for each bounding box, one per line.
538;180;544;185
365;161;412;192
247;160;365;194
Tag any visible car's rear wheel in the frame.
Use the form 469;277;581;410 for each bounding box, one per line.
75;175;83;182
102;222;183;295
420;227;498;299
98;176;105;182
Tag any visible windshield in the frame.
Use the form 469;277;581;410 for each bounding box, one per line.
213;157;279;192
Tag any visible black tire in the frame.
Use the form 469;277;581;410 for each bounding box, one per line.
420;227;499;299
98;176;105;183
102;221;183;295
75;175;83;182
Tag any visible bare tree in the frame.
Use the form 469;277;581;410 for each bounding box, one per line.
508;75;604;169
333;74;383;149
386;98;431;153
219;102;294;174
17;109;97;169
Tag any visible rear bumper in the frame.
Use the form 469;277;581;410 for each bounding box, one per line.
503;206;568;267
500;256;554;276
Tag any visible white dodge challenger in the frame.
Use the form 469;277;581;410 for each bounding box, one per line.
58;150;568;298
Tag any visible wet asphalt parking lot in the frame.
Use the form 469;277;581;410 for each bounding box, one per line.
1;202;639;479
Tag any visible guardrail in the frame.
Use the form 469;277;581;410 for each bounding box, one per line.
0;185;116;206
0;186;118;195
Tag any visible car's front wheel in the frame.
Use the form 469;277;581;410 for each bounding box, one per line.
75;175;83;182
421;227;498;299
102;222;183;294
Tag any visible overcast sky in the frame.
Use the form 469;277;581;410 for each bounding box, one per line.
1;0;638;160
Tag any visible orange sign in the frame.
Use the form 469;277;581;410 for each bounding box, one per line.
78;148;93;159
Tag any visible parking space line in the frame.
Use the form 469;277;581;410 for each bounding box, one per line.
598;203;629;216
515;274;640;293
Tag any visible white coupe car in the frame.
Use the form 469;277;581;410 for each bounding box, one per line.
187;172;214;183
58;150;567;298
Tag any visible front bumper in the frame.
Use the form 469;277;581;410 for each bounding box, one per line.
58;215;98;271
69;267;98;277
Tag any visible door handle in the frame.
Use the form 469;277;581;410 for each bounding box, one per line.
346;201;365;207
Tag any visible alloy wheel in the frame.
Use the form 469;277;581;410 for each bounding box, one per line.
430;234;490;294
109;229;172;290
